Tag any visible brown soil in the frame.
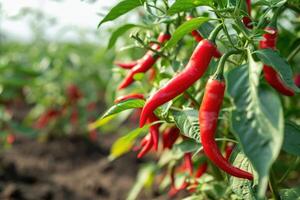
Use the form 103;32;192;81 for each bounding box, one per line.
0;135;183;200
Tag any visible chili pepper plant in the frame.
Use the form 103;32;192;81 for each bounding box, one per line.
94;0;300;199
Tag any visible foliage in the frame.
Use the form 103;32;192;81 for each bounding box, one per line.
97;0;300;199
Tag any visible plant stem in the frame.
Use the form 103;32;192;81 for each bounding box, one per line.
208;24;223;43
184;91;200;109
269;169;281;200
213;50;240;79
287;43;300;62
278;157;300;184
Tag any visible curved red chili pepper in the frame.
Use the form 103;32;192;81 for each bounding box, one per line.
162;127;180;149
114;93;145;104
114;60;138;69
184;153;193;175
186;16;222;58
242;0;252;28
295;74;300;88
147;113;160;151
67;84;82;103
35;109;61;129
168;153;193;197
118;33;171;90
140;39;217;127
225;143;235;161
259;27;294;96
137;134;153;158
148;68;156;82
195;162;208;178
199;78;253;180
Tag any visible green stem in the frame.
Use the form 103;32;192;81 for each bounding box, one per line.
278;157;300;184
269;169;281;200
208;24;223;43
184;91;200;109
209;160;224;180
287;43;300;62
213;50;240;80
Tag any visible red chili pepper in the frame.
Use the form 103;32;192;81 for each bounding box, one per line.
225;143;235;161
118;33;171;90
70;107;79;125
6;134;16;145
259;27;294;96
147;113;160;151
140;39;218;127
114;93;145;104
295;74;300;88
35;109;61;129
114;60;138;69
242;0;252;28
162;127;180;149
195;162;208;178
148;68;156;82
137;134;153;158
199;77;253;180
184;153;193;175
186;16;222;58
168;153;193;197
67;84;82;103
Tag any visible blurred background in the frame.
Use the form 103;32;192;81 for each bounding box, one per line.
0;1;154;200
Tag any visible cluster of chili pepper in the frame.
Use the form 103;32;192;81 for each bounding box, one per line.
259;24;295;96
35;84;99;140
168;153;209;197
138;22;255;180
116;32;171;90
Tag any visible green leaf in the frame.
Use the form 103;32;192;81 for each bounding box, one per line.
282;121;300;156
168;0;213;15
280;185;300;200
226;50;284;198
173;138;201;153
89;99;144;130
101;99;145;119
172;108;200;142
109;125;150;160
164;17;210;49
107;24;142;49
127;163;156;200
98;0;145;28
229;149;256;199
255;49;300;93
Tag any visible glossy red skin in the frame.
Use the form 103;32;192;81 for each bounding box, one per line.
148;68;156;82
118;33;171;90
140;39;217;127
225;143;235;161
162;127;180;149
199;78;253;180
186;16;221;58
137;134;153;158
114;60;138;69
114;93;145;104
242;0;252;28
259;27;294;96
195;162;208;178
295;74;300;88
184;153;193;175
148;113;160;151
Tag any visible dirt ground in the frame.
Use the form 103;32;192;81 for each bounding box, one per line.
0;134;185;200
